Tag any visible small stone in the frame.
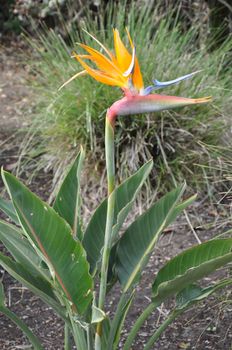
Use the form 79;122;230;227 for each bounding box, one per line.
178;342;190;349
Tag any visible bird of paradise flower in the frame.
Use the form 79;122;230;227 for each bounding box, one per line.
60;28;211;125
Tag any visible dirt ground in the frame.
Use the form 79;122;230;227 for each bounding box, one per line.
0;41;232;350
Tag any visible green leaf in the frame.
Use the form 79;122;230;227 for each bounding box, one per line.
0;252;67;320
152;238;232;304
0;254;53;300
91;305;106;323
166;193;197;227
83;160;153;274
0;220;50;281
0;197;19;224
2;170;93;315
115;184;194;291
53;148;84;240
91;292;106;324
176;284;206;309
176;279;232;310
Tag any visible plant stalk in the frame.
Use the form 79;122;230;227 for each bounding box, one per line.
64;322;71;350
0;305;44;350
107;291;134;349
70;316;87;350
123;302;158;350
143;309;182;350
87;325;94;350
96;115;116;348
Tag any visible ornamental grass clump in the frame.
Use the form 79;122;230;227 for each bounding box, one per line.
1;28;232;350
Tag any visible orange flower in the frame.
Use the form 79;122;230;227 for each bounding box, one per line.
60;29;144;93
60;28;211;125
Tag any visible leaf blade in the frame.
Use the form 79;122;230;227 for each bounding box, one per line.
0;220;50;281
83;160;153;274
176;279;232;310
0;197;19;224
115;184;195;291
152;238;232;303
0;252;67;320
53;148;84;240
2;170;93;314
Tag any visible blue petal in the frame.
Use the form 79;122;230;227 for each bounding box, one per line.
141;70;202;95
141;85;154;95
153;70;202;89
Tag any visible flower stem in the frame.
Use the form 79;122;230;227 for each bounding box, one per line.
123;302;159;350
96;115;116;348
105;116;115;194
143;309;182;350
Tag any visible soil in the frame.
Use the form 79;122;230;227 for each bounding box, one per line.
0;41;232;350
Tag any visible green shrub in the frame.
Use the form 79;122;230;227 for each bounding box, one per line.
23;0;232;193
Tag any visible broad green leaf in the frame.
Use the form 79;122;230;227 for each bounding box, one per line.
0;254;54;299
0;252;67;321
107;193;196;287
0;220;50;281
107;244;118;288
115;184;194;291
83;160;153;274
152;239;232;304
166;193;197;227
2;170;93;315
176;279;232;310
53;148;84;240
0;197;19;224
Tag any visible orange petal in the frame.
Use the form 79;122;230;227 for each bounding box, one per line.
75;55;127;87
78;44;122;77
113;29;132;72
125;28;144;90
132;57;144;90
